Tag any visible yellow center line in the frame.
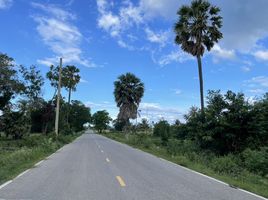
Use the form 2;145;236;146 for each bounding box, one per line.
116;176;126;187
106;158;110;162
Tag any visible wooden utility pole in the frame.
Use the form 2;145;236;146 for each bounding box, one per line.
55;58;63;137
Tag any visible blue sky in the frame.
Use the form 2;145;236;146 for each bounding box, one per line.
0;0;268;122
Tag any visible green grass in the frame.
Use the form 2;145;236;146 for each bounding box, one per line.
0;133;82;185
101;131;268;198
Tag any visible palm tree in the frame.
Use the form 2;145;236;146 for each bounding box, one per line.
62;65;80;105
62;65;80;124
114;73;144;125
174;0;223;114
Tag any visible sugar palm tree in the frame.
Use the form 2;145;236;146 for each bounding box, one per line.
114;73;144;124
62;65;80;105
174;0;223;114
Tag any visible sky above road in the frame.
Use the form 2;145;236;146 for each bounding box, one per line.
0;0;268;122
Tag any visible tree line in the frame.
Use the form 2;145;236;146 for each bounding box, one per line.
0;53;91;139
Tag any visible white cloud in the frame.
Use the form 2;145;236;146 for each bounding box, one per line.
80;78;88;83
0;0;12;9
211;44;236;60
145;28;169;46
248;89;265;94
241;66;251;72
139;102;184;123
32;3;96;68
157;51;194;66
172;89;182;95
98;12;121;37
244;76;268;96
253;50;268;61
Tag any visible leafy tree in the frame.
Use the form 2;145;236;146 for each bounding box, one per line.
46;65;60;99
19;65;44;101
153;120;171;144
69;100;91;132
1;110;30;139
113;119;127;131
137;118;150;132
114;73;144;125
0;53;24;110
92;110;111;133
174;0;223;114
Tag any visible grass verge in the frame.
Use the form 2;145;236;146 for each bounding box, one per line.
101;131;268;198
0;133;82;185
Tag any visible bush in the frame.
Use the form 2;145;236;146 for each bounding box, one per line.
210;155;241;175
153;120;170;144
167;139;182;156
242;148;268;176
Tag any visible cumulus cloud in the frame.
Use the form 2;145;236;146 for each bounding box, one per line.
139;102;184;123
211;44;236;60
157;51;194;66
0;0;12;9
145;28;169;46
32;3;96;68
253;50;268;61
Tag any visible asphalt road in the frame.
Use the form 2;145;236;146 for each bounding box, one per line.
0;131;266;200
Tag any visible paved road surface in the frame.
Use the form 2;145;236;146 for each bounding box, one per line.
0;131;266;200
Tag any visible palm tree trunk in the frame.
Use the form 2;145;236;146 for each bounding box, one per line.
197;55;205;116
67;88;72;124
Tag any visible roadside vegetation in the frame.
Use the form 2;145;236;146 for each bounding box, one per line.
0;53;91;183
98;89;268;197
93;0;268;197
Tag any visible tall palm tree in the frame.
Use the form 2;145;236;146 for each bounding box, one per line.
114;73;144;124
62;65;80;105
174;0;223;114
62;65;80;124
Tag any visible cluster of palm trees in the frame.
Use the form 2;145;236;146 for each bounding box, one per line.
113;0;222;125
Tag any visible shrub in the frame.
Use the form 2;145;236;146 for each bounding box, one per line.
242;148;268;176
153;120;170;144
210;155;241;175
167;139;182;156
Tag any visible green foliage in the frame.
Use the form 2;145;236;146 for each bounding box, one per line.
1;110;30;139
69;100;91;132
153;120;171;144
210;155;241;175
0;53;24;110
0;134;80;184
92;110;111;133
242;148;268;176
19;65;44;101
114;73;144;123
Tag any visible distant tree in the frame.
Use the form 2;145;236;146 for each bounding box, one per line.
92;110;111;133
114;73;144;126
113;119;127;132
0;53;24;110
137;118;150;132
153;120;171;144
69;100;91;132
174;0;223;114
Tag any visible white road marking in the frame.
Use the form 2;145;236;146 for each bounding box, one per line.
100;134;267;200
16;169;30;179
0;180;12;190
35;160;44;166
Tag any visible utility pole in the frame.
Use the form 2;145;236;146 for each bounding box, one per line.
55;58;63;137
